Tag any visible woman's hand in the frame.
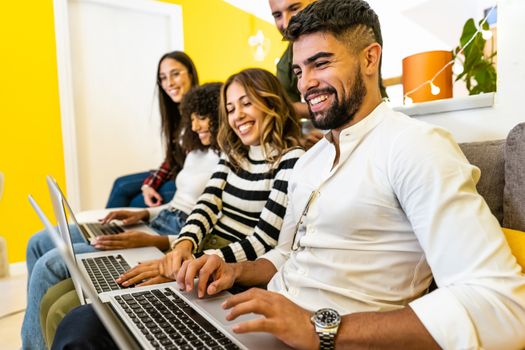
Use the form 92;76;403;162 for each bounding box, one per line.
142;186;163;207
92;231;170;251
159;240;194;279
100;210;149;225
116;259;173;287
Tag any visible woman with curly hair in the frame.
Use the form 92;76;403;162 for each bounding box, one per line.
95;82;224;251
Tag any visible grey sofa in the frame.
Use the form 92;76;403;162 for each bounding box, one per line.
459;122;525;231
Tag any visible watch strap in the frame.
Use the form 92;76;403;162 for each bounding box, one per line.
318;332;336;350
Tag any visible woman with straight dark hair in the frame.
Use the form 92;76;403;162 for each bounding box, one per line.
106;51;199;208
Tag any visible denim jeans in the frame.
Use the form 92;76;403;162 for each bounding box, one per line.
22;240;95;350
149;208;188;235
105;171;177;208
22;209;187;349
26;225;86;282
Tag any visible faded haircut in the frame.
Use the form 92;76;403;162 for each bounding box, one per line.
285;0;388;98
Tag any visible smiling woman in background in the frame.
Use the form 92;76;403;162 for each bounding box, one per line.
106;50;199;208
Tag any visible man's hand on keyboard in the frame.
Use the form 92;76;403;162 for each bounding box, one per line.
177;254;237;298
116;259;173;287
223;288;318;350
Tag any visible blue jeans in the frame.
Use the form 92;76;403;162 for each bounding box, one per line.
105;171;176;208
22;209;187;350
23;241;95;349
149;208;188;235
26;225;86;282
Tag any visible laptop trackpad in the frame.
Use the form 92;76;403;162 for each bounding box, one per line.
194;295;256;326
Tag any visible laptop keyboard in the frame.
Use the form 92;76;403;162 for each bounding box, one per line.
115;288;241;350
83;255;134;293
85;222;125;237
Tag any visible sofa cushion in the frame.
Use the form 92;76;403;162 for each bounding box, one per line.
459;140;505;224
503;123;525;231
502;228;525;272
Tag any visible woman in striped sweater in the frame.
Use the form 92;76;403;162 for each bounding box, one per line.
160;67;304;277
118;68;304;286
50;69;304;350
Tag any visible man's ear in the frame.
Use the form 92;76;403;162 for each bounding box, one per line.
361;43;381;76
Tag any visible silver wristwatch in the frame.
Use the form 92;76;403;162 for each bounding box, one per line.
311;308;341;350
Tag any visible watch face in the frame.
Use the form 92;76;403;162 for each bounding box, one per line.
314;308;341;328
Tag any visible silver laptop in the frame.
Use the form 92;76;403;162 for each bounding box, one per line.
30;195;290;350
46;177;164;302
46;176;157;243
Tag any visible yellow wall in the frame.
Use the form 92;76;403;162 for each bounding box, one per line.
0;0;286;263
0;1;67;263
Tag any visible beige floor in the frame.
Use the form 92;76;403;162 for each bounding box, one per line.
0;263;27;350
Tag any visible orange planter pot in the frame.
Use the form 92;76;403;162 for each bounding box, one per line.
402;50;453;103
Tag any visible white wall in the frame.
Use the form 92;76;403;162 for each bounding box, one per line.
413;0;525;142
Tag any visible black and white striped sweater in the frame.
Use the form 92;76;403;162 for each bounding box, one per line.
175;145;304;262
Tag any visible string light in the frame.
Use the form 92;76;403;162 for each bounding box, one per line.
248;30;270;62
403;6;496;105
430;82;441;95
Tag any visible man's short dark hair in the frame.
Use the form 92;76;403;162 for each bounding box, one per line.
285;0;388;98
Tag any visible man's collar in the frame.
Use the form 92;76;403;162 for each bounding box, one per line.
327;101;388;144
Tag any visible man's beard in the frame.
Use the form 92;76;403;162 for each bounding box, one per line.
307;68;367;130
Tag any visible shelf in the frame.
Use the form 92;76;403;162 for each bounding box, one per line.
392;92;495;117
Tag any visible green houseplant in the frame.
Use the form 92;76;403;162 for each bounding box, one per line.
453;18;497;95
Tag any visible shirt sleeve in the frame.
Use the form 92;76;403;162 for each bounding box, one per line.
204;148;304;263
388;124;525;349
143;160;173;190
172;156;228;250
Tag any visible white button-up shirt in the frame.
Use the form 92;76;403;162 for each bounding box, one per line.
263;102;525;349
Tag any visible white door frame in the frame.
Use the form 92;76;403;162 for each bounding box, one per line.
53;0;183;209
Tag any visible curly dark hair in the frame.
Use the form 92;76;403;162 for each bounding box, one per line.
285;0;387;98
180;82;223;153
156;51;199;176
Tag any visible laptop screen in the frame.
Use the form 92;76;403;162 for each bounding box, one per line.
60;196;85;260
